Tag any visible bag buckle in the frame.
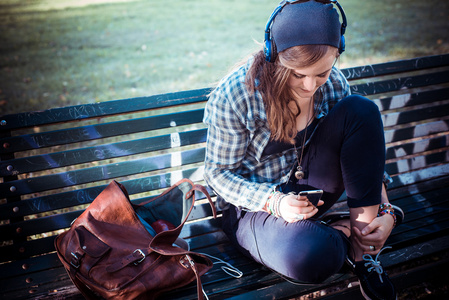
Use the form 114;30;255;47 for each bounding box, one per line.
133;249;146;265
70;252;82;269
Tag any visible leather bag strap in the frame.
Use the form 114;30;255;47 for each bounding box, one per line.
187;254;206;300
136;179;216;218
192;183;217;218
147;179;216;250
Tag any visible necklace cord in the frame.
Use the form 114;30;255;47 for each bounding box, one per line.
294;97;314;170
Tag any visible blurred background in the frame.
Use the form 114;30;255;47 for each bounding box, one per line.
1;0;448;115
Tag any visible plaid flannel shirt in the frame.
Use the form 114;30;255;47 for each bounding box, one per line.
203;58;389;211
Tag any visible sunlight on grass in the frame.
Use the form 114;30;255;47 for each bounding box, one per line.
1;0;138;12
0;0;448;115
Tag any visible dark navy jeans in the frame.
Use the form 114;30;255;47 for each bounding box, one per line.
222;95;386;283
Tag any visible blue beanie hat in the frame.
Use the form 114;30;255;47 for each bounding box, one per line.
271;1;342;53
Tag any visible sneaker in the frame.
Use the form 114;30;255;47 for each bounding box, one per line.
347;247;397;300
321;204;404;227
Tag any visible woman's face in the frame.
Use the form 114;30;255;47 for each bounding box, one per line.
286;50;336;101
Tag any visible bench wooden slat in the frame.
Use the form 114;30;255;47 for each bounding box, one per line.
0;175;212;221
391;177;448;207
0;251;62;280
342;54;449;80
389;163;449;188
387;219;449;247
351;71;449;96
386;152;448;175
384;119;449;144
0;185;104;220
1;210;80;241
0;88;212;131
380;178;448;247
383;235;449;268
350;70;449;96
387;175;449;204
0;150;205;197
0;129;207;176
391;185;449;214
386;135;449;160
386;149;448;175
0;235;56;263
382;102;449;128
0;109;204;154
374;87;449;112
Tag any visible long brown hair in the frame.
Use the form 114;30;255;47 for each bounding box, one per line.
245;44;338;143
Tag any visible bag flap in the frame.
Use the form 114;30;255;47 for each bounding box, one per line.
72;181;150;239
75;226;110;258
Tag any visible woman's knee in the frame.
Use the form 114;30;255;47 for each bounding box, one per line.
276;222;348;283
338;95;381;121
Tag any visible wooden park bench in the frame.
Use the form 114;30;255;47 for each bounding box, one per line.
1;54;449;299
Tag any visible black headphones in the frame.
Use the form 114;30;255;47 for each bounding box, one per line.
264;0;347;63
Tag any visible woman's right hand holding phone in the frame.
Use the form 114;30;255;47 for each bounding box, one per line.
279;193;323;223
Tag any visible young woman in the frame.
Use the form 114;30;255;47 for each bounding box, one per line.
203;1;402;299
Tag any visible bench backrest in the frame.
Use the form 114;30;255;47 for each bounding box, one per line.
1;54;449;295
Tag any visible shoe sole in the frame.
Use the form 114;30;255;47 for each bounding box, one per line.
359;280;398;300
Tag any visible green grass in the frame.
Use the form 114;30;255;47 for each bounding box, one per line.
1;0;448;115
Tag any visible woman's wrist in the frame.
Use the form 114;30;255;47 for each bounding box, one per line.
378;203;396;227
265;191;286;218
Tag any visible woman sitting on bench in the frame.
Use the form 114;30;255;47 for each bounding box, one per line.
203;1;403;300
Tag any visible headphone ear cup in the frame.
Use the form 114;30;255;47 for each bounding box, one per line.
264;38;273;62
339;34;345;54
264;38;277;63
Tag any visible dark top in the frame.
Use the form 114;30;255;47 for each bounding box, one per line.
262;118;320;156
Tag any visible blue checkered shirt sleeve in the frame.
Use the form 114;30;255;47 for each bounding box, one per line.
203;66;278;211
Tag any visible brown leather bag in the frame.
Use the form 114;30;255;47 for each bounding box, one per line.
55;179;216;299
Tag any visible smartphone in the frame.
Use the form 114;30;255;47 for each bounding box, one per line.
299;190;323;207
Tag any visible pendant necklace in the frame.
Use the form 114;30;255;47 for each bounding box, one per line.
294;97;314;180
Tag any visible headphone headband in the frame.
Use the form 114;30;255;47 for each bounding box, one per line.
264;0;347;63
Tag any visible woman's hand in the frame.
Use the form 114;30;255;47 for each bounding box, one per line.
279;194;324;223
352;213;395;255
